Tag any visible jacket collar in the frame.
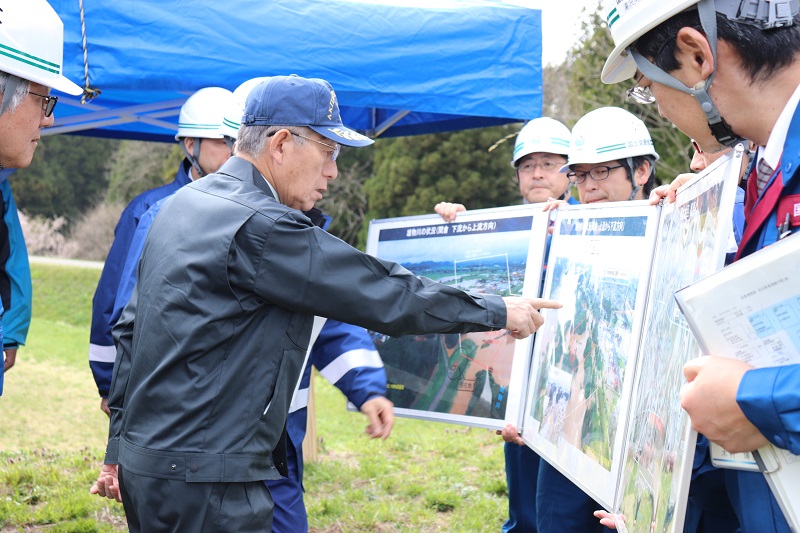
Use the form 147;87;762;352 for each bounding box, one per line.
217;156;277;201
175;158;194;187
214;156;329;228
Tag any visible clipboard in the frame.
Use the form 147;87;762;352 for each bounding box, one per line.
675;233;800;532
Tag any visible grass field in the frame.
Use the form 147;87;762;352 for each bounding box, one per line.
0;262;509;532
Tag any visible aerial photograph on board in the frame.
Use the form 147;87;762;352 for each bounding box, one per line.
370;214;538;422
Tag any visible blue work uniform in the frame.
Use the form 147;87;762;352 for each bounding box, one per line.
89;159;192;397
724;107;800;533
269;320;385;533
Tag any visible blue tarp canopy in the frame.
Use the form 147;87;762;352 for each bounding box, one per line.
47;0;542;142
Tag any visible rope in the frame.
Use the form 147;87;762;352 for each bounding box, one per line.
487;130;518;153
78;0;101;104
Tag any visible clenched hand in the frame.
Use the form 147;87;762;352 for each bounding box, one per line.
90;463;122;503
360;396;395;440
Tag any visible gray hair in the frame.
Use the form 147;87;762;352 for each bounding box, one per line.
236;125;309;158
0;72;30;116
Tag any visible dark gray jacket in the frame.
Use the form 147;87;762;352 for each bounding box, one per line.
105;156;506;483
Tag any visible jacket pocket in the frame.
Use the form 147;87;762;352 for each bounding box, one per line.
285;311;313;349
259;346;303;422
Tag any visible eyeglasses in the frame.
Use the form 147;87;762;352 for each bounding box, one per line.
517;159;564;174
625;35;674;105
566;164;625;184
690;139;703;154
28;90;58;118
625;76;655;105
291;132;340;161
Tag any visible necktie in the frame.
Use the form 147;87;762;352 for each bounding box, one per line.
755;158;775;195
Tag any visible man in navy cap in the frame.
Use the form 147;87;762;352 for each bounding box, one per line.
90;74;559;532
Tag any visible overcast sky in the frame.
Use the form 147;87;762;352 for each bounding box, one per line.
512;0;604;66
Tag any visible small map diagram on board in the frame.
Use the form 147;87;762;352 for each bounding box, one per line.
715;296;800;367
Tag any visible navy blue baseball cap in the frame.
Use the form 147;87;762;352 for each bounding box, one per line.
241;74;374;147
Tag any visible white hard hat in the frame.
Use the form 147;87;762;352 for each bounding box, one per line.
511;117;571;166
175;87;234;140
217;100;242;140
601;0;799;84
560;107;659;171
217;77;271;139
601;0;700;84
0;0;81;95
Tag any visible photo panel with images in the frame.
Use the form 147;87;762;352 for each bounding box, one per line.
365;204;550;429
616;147;742;533
520;201;661;509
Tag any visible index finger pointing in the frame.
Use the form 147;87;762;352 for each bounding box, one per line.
532;299;562;310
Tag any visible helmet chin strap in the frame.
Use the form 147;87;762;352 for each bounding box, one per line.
224;136;235;155
625;156;643;201
629;0;742;147
180;138;205;179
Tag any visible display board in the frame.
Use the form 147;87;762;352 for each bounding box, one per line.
362;149;743;530
365;204;550;429
614;148;742;532
519;201;661;508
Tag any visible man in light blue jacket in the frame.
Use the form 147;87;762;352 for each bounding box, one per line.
0;0;82;394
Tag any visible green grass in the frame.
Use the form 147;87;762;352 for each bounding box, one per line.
0;262;510;531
